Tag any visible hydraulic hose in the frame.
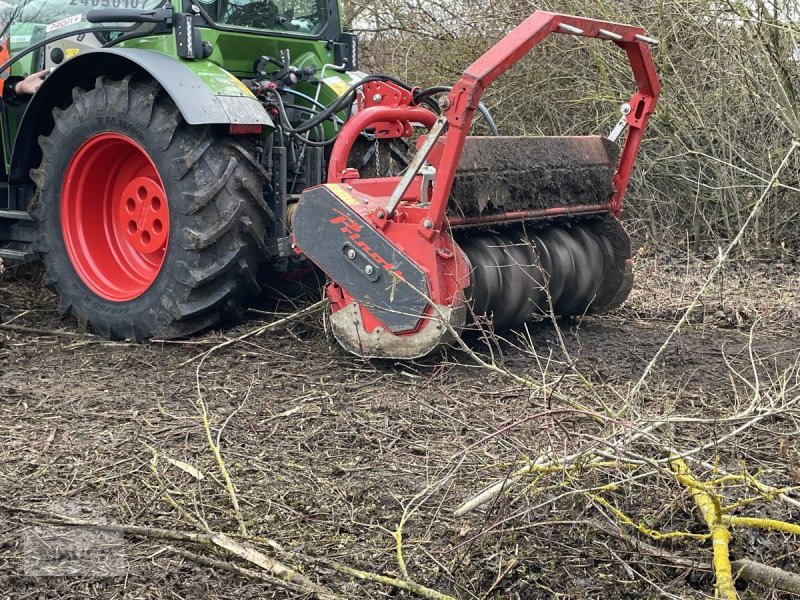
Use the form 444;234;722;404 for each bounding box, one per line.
272;73;421;135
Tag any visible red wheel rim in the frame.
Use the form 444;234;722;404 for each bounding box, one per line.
61;133;170;302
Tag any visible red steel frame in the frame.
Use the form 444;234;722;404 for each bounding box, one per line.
327;11;661;237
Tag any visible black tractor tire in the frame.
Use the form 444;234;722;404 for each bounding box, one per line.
29;74;273;340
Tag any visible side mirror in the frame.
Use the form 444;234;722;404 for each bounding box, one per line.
175;13;211;60
333;31;358;71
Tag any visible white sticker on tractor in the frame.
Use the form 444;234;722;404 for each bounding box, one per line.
46;14;82;33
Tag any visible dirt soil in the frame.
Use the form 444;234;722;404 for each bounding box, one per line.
0;251;798;599
449;136;618;218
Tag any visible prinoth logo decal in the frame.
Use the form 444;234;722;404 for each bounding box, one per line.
330;209;405;280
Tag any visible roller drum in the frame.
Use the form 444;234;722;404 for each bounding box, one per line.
457;216;631;328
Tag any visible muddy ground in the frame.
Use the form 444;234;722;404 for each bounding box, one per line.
0;250;798;599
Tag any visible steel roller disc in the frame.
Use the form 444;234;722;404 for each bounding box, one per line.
555;225;604;315
501;238;540;327
457;215;632;329
539;227;576;308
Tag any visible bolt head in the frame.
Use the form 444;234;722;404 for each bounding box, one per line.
347;249;356;259
364;265;375;275
372;94;383;103
422;219;433;229
438;97;451;110
376;210;385;219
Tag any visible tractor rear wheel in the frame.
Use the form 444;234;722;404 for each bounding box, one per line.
30;75;272;340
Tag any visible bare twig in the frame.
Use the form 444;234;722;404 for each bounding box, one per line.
179;301;324;367
630;141;800;397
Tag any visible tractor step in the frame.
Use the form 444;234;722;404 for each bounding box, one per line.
0;248;36;263
0;210;32;221
0;203;36;264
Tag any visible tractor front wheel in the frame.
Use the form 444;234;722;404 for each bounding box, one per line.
30;75;272;340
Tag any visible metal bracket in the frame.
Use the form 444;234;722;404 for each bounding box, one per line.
607;102;632;143
268;236;293;258
385;115;447;217
419;165;436;205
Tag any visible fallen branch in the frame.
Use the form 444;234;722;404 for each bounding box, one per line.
670;457;737;600
208;531;336;599
167;545;341;599
731;558;800;594
0;323;83;337
3;505;211;545
724;515;800;536
195;391;248;535
318;558;456;600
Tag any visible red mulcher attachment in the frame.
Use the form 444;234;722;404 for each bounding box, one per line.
293;11;661;358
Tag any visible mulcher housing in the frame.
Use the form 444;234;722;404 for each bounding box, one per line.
293;12;660;357
0;2;660;359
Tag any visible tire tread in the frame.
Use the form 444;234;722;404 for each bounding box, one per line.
31;75;272;341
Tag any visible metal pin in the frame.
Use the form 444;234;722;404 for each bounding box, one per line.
558;23;584;35
635;34;659;46
598;28;623;41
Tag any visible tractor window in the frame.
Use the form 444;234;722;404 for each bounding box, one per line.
2;0;165;25
0;0;166;71
1;0;165;54
205;0;328;36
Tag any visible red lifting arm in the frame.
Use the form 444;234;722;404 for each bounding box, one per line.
421;11;661;237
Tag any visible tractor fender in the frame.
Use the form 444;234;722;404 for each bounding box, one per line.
10;48;272;184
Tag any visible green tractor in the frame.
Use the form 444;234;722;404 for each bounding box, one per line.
0;2;660;358
0;0;362;339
